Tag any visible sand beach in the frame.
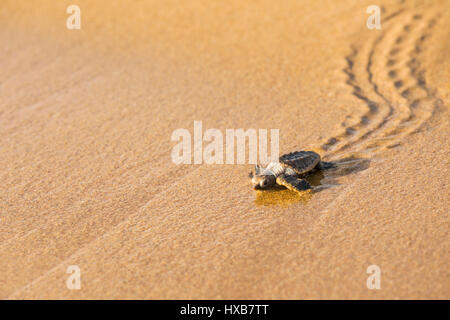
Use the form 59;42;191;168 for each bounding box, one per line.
0;0;448;299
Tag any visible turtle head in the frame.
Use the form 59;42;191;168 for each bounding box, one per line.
250;165;276;189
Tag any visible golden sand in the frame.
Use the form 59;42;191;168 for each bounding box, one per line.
0;0;448;299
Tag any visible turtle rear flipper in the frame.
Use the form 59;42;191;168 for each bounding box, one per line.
276;174;311;193
316;161;336;170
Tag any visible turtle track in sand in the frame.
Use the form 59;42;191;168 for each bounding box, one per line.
316;3;444;162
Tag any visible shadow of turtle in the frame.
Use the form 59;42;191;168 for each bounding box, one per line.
307;156;371;192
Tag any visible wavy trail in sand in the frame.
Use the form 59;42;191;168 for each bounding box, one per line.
314;4;444;163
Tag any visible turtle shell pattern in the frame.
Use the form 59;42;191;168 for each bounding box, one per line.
279;151;321;175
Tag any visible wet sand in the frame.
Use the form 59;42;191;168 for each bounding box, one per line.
0;0;449;299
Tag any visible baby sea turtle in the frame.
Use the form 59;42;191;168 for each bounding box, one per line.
249;151;332;193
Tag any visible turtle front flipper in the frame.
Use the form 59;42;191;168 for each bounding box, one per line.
276;174;311;192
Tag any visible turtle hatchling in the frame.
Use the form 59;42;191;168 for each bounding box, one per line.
249;151;332;193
